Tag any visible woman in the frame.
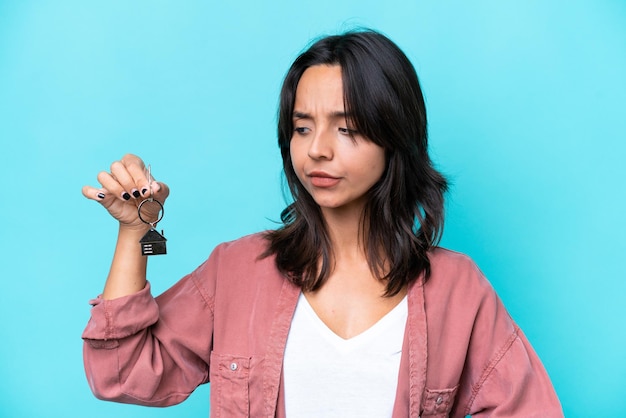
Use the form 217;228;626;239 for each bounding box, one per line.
82;29;563;417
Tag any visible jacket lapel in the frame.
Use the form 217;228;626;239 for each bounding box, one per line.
393;279;428;417
263;279;300;418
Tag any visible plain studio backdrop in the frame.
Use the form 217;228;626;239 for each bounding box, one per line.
0;1;624;417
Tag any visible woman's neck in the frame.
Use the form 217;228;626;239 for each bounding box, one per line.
321;206;368;264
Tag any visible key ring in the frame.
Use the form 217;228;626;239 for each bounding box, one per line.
137;197;164;227
138;164;167;256
137;165;164;227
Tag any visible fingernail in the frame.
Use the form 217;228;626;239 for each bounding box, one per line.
122;192;131;201
141;188;148;196
132;189;141;198
97;192;105;199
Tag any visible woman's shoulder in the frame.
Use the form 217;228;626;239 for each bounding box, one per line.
424;247;495;300
190;231;283;291
203;231;281;275
215;231;270;254
420;247;515;345
428;247;482;276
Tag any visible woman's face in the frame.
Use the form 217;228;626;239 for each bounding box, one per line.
290;64;386;216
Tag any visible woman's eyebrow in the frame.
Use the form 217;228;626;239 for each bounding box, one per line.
293;111;311;120
329;111;351;119
292;111;351;120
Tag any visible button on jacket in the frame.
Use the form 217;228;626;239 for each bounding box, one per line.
82;233;563;417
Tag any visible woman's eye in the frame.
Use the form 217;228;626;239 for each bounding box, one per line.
339;127;357;135
294;127;309;135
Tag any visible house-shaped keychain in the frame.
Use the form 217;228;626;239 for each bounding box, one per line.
139;228;167;256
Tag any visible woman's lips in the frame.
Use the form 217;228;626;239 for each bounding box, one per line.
308;171;340;188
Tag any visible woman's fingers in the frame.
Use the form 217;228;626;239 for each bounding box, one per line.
82;155;169;226
81;185;108;202
92;154;154;203
121;154;152;197
97;170;132;202
110;159;143;201
116;154;166;199
152;181;169;205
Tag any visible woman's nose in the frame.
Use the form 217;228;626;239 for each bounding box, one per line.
307;129;334;160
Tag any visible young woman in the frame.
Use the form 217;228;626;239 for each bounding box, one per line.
82;30;563;417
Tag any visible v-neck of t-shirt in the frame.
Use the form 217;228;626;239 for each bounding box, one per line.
298;292;408;353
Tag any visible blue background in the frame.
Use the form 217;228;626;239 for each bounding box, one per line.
1;1;625;416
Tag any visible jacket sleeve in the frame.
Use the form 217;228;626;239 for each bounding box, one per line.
426;250;564;418
465;326;563;417
454;263;563;417
81;251;218;406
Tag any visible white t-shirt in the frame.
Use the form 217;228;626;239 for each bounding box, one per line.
283;293;408;418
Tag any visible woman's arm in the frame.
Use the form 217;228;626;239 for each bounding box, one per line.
81;153;169;299
82;155;215;406
82;273;214;406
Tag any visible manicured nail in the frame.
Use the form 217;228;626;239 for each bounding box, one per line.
97;192;105;199
122;192;131;200
141;188;148;196
132;189;141;198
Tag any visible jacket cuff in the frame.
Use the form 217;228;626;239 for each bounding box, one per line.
82;282;159;341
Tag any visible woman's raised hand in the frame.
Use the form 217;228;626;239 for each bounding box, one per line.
82;154;170;229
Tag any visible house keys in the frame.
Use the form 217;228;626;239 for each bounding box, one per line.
138;165;167;256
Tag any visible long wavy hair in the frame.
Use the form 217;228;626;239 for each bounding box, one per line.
263;29;448;296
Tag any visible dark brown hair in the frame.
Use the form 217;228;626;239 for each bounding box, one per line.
264;29;448;296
